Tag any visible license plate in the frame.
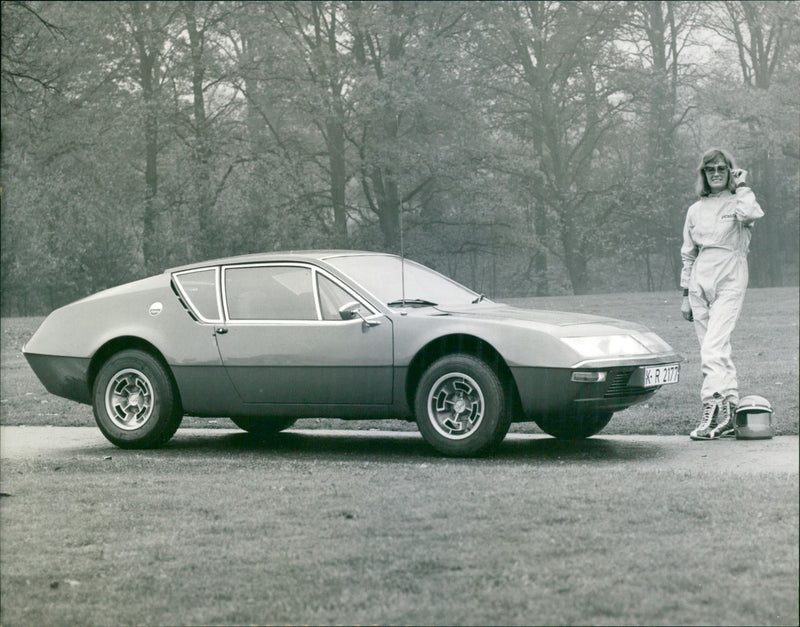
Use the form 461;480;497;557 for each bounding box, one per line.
638;363;680;388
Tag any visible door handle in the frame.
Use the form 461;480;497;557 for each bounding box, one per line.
215;327;228;334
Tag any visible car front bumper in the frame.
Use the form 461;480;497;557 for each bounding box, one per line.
511;364;668;420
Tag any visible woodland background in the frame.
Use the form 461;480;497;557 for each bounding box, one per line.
1;0;798;316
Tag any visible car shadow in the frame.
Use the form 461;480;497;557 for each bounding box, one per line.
494;435;664;464
161;429;665;464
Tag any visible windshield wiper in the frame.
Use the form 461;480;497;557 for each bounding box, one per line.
387;298;438;308
472;294;486;304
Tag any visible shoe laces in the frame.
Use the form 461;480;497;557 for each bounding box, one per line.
698;401;718;430
718;401;731;424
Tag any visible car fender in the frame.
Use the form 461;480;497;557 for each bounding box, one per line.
392;312;575;369
23;277;222;367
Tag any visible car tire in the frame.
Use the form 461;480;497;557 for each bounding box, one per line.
92;349;183;448
535;412;614;439
414;354;511;457
229;416;296;437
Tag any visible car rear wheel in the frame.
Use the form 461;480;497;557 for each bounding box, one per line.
414;354;511;457
535;412;614;439
92;349;183;448
229;416;296;437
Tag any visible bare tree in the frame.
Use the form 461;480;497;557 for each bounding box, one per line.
704;0;799;285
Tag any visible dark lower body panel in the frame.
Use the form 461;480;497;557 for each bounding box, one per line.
23;357;401;421
173;365;401;420
511;366;659;420
179;365;659;422
26;358;659;426
24;353;91;404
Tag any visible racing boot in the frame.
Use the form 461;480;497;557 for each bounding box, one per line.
690;395;720;440
711;398;736;439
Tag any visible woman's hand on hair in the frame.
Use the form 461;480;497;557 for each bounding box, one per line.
731;169;748;187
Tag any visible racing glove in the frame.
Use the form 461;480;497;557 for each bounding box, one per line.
731;168;748;187
681;295;693;322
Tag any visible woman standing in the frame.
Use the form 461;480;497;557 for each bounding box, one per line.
680;148;763;440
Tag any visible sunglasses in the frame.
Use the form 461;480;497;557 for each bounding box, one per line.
703;165;729;175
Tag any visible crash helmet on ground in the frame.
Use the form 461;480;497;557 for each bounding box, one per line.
735;395;773;440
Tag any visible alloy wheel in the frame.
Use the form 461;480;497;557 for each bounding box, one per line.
426;372;485;439
104;368;155;431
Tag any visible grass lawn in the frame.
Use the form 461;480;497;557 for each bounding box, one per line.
2;287;797;436
1;444;797;626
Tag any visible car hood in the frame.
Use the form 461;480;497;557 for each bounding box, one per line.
434;302;646;330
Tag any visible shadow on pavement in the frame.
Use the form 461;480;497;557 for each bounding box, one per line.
158;429;665;464
493;436;663;463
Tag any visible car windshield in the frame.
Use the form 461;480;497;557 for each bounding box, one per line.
326;255;480;307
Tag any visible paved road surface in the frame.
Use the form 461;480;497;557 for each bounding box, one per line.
1;426;796;474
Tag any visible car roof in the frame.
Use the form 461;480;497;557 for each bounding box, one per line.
166;250;397;273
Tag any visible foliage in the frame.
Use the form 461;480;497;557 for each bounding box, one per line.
2;0;798;314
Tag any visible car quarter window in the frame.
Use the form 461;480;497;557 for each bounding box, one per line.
225;265;317;321
173;268;221;321
317;273;366;320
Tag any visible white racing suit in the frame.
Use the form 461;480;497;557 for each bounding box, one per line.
680;187;763;405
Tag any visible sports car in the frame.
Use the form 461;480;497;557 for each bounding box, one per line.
23;250;681;456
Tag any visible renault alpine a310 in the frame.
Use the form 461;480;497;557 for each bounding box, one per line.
23;251;681;456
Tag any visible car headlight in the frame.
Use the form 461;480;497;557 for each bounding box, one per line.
637;331;674;353
561;335;650;358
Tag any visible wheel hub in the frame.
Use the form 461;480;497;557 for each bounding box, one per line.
105;368;154;431
427;372;485;440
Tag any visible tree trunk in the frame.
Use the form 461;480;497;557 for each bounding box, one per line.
327;115;348;247
370;166;401;253
532;202;549;295
749;151;782;286
130;2;162;275
724;0;787;286
184;2;215;259
560;209;590;295
642;1;684;288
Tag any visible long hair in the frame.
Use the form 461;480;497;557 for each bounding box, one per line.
695;147;738;197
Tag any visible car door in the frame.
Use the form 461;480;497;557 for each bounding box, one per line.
214;263;393;405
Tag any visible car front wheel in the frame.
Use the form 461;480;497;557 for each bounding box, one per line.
414;354;511;457
92;349;183;448
230;416;296;437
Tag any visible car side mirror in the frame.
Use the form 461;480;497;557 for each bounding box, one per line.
338;301;361;320
338;301;380;327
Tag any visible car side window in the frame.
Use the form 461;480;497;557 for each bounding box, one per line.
317;274;365;320
173;268;221;321
225;265;317;320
